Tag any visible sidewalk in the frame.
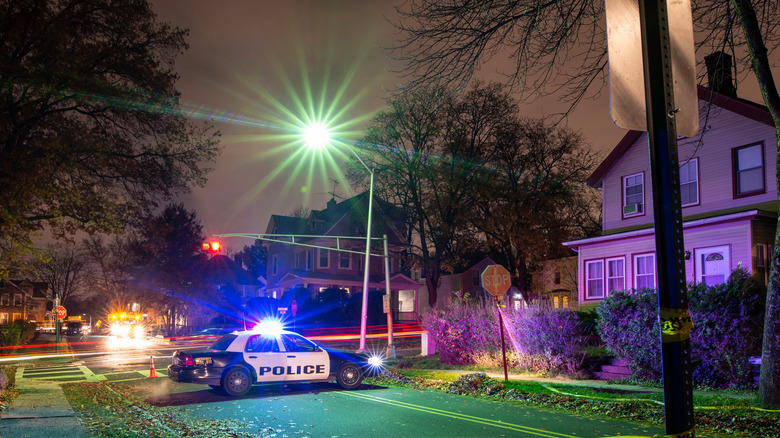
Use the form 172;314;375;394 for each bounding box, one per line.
0;369;89;438
0;335;90;438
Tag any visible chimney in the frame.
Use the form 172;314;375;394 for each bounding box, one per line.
704;51;736;97
326;197;337;210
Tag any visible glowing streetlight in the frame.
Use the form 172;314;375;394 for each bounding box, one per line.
302;123;374;353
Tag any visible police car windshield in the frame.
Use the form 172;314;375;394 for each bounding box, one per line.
210;334;238;351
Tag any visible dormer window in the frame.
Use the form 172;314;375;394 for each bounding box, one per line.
622;173;644;218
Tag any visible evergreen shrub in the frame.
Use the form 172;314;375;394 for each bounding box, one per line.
595;268;765;387
0;320;37;347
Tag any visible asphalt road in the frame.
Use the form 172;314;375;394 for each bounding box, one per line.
144;380;666;438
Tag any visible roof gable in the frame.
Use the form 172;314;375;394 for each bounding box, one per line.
587;86;772;188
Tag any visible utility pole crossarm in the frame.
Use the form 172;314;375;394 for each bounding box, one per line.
215;233;388;257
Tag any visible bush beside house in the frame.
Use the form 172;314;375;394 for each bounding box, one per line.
0;320;37;347
422;269;765;388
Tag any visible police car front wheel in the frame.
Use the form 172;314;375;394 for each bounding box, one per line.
222;366;252;397
336;362;363;390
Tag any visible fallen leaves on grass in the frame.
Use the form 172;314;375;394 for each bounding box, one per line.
62;382;267;438
374;371;779;438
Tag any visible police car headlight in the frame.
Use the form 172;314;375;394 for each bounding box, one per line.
367;356;383;367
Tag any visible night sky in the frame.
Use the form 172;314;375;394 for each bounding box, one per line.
150;1;770;251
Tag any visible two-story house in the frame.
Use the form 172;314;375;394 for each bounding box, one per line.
564;73;776;306
264;193;422;322
0;279;49;323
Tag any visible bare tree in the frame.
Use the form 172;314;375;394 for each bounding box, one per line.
471;118;599;299
393;0;780;406
355;82;531;307
82;235;138;314
34;243;88;307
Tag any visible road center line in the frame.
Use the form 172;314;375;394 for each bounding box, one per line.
338;391;578;438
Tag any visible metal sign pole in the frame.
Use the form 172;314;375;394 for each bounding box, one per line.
495;295;508;382
639;0;695;435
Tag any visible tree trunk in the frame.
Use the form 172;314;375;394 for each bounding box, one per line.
731;0;780;408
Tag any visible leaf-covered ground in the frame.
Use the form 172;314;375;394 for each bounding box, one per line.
58;370;779;438
62;381;271;438
376;370;780;438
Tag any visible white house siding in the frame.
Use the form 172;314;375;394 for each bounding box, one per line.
601;107;776;233
576;217;756;305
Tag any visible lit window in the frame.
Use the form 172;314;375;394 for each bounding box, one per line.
734;143;764;196
623;173;644;217
634;254;656;290
398;290;415;312
680;158;699;206
606;257;625;295
585;260;604;299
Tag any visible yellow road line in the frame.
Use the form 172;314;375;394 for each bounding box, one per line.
338;391;578;438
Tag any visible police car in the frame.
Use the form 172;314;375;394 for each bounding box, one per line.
167;323;383;396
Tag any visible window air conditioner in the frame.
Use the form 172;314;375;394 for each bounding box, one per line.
623;203;642;215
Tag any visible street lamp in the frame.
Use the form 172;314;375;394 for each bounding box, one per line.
83;313;92;328
303;124;373;353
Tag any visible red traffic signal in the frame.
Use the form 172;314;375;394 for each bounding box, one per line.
202;241;221;252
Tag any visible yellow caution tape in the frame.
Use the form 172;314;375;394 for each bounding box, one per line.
659;307;694;342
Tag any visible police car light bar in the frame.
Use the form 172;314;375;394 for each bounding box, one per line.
252;319;284;336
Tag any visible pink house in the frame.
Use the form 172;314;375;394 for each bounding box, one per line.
564;85;776;306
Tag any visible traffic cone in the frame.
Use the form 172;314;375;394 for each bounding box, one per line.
148;355;157;378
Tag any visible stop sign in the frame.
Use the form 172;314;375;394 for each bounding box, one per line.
54;306;66;319
481;265;511;296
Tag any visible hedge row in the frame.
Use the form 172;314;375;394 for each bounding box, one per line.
421;268;764;387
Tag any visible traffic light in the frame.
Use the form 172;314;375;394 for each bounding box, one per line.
202;240;222;253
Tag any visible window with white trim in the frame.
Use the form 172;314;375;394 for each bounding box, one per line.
13;294;22;306
0;313;7;324
606;257;625;294
757;244;766;268
634;254;656;290
318;248;329;269
0;294;8;306
734;143;764;196
398;289;415;312
680;158;699;206
295;252;300;268
623;173;644;217
695;245;730;286
585;260;604;299
306;250;312;270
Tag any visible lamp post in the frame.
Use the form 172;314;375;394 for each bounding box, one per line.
83;313;92;329
339;146;374;353
303;125;374;352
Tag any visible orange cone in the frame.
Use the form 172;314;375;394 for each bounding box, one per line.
148;355;157;378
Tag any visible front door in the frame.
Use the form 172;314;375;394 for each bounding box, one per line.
278;333;329;382
242;334;288;383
